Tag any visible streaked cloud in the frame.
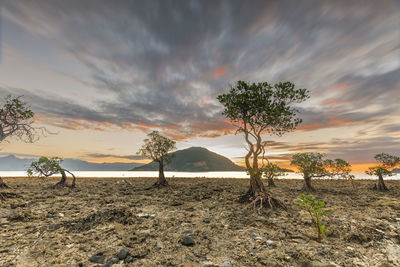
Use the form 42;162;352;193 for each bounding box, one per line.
0;0;399;167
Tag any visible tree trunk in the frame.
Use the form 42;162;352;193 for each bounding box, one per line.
0;177;8;188
302;175;315;192
373;174;388;191
64;170;76;188
54;169;67;187
154;160;168;187
267;176;276;187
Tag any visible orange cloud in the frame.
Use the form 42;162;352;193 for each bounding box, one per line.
298;116;348;131
211;67;226;77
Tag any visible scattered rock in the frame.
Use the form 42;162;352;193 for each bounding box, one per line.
266;239;277;247
182;230;193;234
46;213;56;218
250;233;263;241
202;261;216;267
102;257;119;267
89;252;105;264
181;235;195;246
136;213;155;219
124;256;134;263
250;248;259;254
117;248;129;260
221;258;233;267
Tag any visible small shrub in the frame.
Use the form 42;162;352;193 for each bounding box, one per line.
297;194;332;241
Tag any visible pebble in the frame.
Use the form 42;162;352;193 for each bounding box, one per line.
221;258;233;267
266;239;277;247
117;248;129;260
102;257;119;267
250;233;263;240
181;235;195;246
250;248;260;254
124;256;134;263
203;261;216;267
89;253;105;264
137;213;155;219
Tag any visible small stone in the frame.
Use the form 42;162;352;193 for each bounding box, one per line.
250;233;263;240
156;240;164;250
46;213;56;218
117;248;129;260
266;240;277;247
124;256;134;263
58;213;65;217
181;236;195;246
221;258;233;267
137;213;155;219
250;248;260;254
395;217;400;221
89;253;105;264
182;230;193;234
202;261;215;267
102;257;119;267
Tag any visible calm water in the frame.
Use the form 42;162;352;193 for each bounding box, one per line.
0;171;399;180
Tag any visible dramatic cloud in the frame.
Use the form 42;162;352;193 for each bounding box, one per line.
1;0;399;166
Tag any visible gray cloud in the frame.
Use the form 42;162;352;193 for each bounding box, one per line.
2;0;400;137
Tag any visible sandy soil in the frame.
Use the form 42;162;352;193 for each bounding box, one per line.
0;177;400;267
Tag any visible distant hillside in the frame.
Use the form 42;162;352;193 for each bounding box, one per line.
392;168;400;173
132;147;245;172
0;155;141;171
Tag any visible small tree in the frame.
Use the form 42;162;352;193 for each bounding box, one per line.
261;162;286;187
137;131;176;187
291;153;352;191
297;194;332;241
0;96;37;188
27;157;76;187
366;153;399;191
217;81;309;208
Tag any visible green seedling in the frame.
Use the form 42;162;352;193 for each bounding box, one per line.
297;194;332;241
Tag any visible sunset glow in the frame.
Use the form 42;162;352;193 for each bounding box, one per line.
0;1;399;173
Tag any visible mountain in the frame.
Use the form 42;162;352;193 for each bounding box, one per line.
132;147;245;172
0;155;141;171
392;168;400;173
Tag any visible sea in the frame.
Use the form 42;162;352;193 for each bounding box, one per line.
0;171;399;180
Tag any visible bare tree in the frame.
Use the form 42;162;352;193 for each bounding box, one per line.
217;81;309;208
27;157;76;187
0;95;39;188
137;131;176;187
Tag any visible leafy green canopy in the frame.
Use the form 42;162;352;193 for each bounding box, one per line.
27;157;63;177
138;131;176;163
291;153;351;178
366;153;400;177
0;95;35;142
217;81;309;136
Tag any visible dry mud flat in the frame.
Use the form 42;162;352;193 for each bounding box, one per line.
0;177;400;267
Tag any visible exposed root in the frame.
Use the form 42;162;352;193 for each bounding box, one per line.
50;182;75;189
240;191;286;212
372;183;389;192
152;180;169;188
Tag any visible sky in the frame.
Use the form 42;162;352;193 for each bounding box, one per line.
0;0;399;172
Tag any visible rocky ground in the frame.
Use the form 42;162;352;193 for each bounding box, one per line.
0;177;399;267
